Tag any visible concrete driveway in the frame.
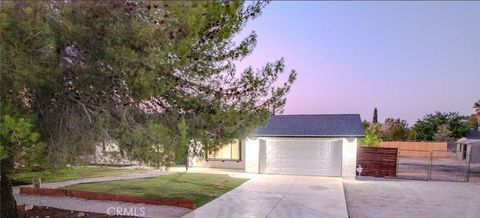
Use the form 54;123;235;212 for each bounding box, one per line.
184;174;348;218
344;179;480;218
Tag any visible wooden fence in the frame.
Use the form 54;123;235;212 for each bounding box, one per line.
356;147;398;177
379;141;447;157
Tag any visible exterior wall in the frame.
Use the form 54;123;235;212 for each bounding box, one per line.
245;138;261;173
89;142;139;166
342;138;357;177
457;142;480;163
190;140;245;170
456;143;466;160
191;136;361;177
380;141;447;157
330;140;343;176
470;144;480;163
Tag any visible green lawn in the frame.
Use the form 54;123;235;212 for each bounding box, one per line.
12;166;146;186
65;173;248;207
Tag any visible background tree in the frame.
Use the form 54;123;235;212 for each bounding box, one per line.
372;108;378;124
361;119;382;147
364;108;382;140
0;102;47;217
362;120;370;130
411;112;471;141
466;114;478;130
407;129;418;141
381;118;409;141
360;134;382;147
474;100;480;128
433;124;452;141
0;1;297;217
366;122;382;137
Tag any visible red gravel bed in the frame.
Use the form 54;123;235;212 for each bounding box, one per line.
18;205;133;218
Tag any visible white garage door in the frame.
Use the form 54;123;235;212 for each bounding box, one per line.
259;139;342;176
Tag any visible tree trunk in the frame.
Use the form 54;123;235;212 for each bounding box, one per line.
185;151;188;172
0;156;19;218
476;112;480;130
155;146;160;169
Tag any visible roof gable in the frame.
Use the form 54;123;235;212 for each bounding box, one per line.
254;114;365;137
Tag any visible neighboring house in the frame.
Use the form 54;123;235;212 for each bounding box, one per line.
456;128;480;163
192;114;365;177
89;142;139;166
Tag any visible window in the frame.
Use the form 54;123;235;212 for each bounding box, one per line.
207;140;241;161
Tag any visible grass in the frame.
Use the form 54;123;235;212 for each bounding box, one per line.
65;173;248;207
12;166;146;186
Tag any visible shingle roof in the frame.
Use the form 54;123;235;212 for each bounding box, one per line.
456;137;480;144
465;130;480;139
253;114;365;137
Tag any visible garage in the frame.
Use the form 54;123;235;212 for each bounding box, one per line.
259;139;343;176
243;114;364;177
196;114;364;177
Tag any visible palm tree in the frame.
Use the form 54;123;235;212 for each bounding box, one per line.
474;100;480;128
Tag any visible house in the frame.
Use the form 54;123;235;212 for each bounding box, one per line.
456;129;480;163
191;114;365;177
88;142;139;166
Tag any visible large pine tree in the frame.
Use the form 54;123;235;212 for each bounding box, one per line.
0;1;296;217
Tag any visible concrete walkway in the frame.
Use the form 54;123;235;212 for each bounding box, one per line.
168;167;257;179
184;175;348;218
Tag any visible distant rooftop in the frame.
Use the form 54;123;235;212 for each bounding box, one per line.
465;129;480;139
254;114;365;137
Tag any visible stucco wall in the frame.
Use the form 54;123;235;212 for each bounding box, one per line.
470;144;480;163
245;138;261;173
342;138;358;177
330;140;343;176
456;142;480;163
466;143;480;163
191;137;360;177
457;143;466;160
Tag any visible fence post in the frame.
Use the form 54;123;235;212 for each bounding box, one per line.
395;149;400;177
465;147;472;182
427;150;433;180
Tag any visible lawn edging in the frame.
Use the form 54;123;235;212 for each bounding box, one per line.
19;187;195;209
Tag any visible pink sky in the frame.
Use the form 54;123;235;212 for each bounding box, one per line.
235;1;480;125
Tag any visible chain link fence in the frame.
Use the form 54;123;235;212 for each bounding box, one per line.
396;149;430;180
396;148;478;183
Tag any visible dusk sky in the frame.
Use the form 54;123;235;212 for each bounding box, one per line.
236;1;480;125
